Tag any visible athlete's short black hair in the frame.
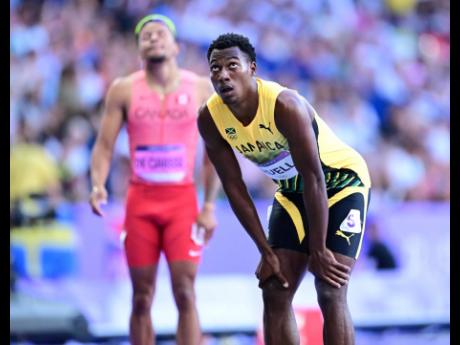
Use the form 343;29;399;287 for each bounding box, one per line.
207;33;256;63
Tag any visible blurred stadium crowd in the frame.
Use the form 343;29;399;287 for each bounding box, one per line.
10;0;450;212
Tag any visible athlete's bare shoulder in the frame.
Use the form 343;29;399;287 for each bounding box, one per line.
198;99;211;125
106;72;140;106
116;70;144;90
277;88;303;107
276;88;314;122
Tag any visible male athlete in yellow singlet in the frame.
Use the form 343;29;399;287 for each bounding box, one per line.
198;33;371;345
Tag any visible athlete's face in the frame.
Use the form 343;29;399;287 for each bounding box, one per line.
138;22;178;63
208;47;256;105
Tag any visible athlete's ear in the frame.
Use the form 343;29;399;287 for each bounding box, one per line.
250;61;257;76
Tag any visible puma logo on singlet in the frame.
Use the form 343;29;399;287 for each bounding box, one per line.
335;230;355;246
259;122;273;134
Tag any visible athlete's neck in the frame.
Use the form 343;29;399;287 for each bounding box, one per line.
144;59;180;95
228;78;259;126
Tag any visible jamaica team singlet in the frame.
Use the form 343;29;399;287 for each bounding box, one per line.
206;78;371;198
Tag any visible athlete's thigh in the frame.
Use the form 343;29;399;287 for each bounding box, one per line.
267;191;309;254
123;184;162;267
162;187;201;264
267;193;309;289
168;260;199;291
272;248;309;291
129;265;159;296
326;187;371;261
268;187;370;269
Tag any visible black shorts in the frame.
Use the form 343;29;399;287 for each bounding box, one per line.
267;186;370;259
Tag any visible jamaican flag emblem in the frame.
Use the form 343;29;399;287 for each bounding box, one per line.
225;127;237;140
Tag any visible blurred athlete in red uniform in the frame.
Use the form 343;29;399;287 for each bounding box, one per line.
90;14;219;345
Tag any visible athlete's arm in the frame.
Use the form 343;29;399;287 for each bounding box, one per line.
198;105;288;288
275;90;350;288
196;77;220;243
89;78;126;216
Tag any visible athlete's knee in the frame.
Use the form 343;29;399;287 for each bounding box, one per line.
315;279;347;308
132;291;153;316
172;283;196;312
262;277;294;309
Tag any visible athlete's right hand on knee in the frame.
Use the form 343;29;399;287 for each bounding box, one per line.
309;248;350;288
89;185;108;217
256;251;289;289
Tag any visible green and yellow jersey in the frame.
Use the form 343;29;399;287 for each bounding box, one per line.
206;78;371;198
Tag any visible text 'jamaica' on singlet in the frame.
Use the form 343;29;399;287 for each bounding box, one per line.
206;78;371;198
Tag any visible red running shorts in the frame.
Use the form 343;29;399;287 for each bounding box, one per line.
122;182;203;267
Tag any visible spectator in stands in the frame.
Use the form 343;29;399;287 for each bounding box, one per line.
10;0;450;203
366;218;398;270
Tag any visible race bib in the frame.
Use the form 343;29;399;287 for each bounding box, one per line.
257;151;298;180
339;209;362;233
133;145;186;182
